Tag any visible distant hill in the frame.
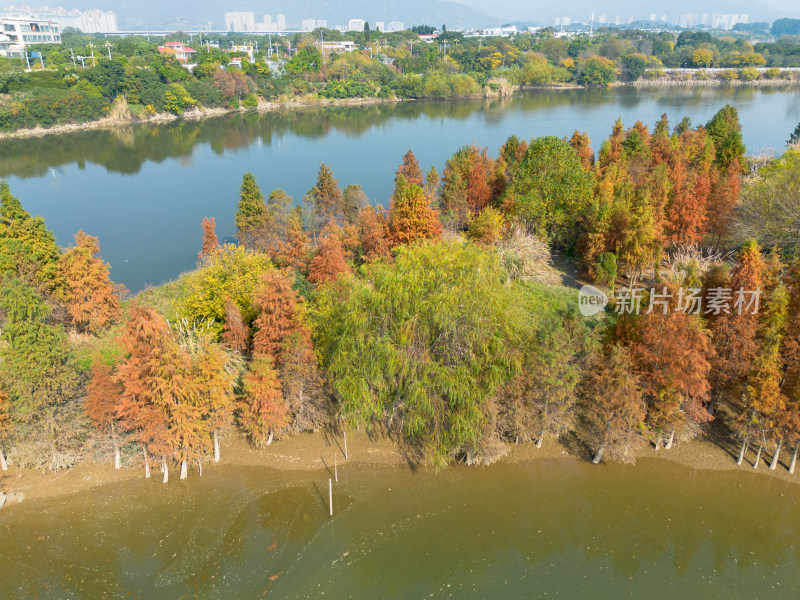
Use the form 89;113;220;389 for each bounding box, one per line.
53;0;498;31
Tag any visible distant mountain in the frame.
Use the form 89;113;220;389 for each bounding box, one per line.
51;0;498;30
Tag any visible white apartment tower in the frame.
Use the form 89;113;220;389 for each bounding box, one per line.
225;11;256;32
348;18;365;31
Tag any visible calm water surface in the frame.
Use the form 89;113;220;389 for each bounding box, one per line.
0;86;798;290
1;459;799;599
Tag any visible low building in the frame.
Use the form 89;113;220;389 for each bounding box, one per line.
481;26;517;37
418;33;439;42
321;40;356;54
0;17;61;58
157;41;197;63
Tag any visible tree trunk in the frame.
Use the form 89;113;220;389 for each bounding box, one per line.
197;460;203;477
267;431;273;446
770;440;782;471
180;460;188;480
736;439;747;466
0;447;7;471
790;446;798;475
753;444;762;469
665;430;675;450
114;443;121;470
592;446;604;464
162;458;169;484
213;430;220;463
112;422;120;470
654;437;661;451
143;447;151;479
536;430;544;449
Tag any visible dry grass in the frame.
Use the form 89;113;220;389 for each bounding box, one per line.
496;226;560;285
657;244;735;284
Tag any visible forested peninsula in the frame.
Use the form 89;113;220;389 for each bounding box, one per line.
2;108;800;499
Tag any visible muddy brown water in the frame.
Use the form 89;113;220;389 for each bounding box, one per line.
2;458;799;599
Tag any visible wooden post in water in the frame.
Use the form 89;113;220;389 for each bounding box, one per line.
329;478;333;516
334;453;338;482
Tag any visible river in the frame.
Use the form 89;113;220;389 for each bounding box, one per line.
0;85;798;291
1;458;799;599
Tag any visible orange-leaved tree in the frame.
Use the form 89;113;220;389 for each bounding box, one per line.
308;227;351;285
199;216;220;260
358;205;390;262
626;284;713;449
85;358;125;469
222;297;250;354
59;230;120;333
252;270;308;359
580;344;646;464
238;354;288;445
388;176;443;247
115;305;174;481
395;149;424;188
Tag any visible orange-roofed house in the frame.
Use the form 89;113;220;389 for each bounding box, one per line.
157;41;197;62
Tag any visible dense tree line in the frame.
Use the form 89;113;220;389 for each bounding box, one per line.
3;27;799;133
2;111;800;479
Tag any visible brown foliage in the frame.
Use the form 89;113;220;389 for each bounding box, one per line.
277;215;311;272
238;354;288;444
222;298;249;353
358;206;390;262
85;359;123;432
569;130;594;172
308;229;351;284
388;179;443;247
581;344;646;462
252;270;308;359
628;286;714;433
199;216;220;260
395;150;424;188
59;230;121;333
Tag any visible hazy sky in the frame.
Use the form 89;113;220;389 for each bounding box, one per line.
456;0;800;19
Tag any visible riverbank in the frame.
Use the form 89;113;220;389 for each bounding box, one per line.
3;73;798;141
0;95;402;141
1;421;796;510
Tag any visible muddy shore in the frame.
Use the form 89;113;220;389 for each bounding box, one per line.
1;422;795;510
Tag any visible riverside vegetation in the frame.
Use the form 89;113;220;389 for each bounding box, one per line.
2;108;800;481
2;27;800;133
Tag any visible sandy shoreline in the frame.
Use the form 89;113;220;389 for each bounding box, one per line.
1;423;796;510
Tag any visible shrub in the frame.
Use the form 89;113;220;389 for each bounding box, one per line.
242;93;259;108
738;67;759;81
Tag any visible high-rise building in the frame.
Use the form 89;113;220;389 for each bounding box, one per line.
387;21;404;32
276;14;286;31
347;18;365;32
316;20;327;29
301;18;316;32
375;21;385;32
1;6;117;33
225;11;255;32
